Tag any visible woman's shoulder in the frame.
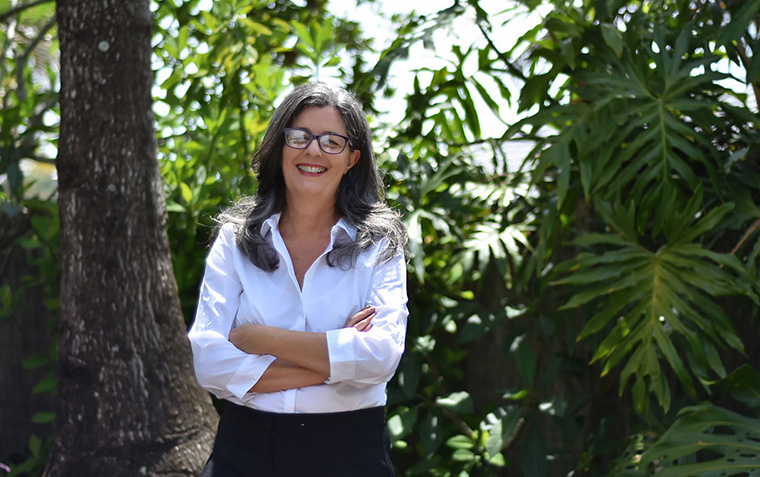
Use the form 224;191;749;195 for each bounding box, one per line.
206;222;239;254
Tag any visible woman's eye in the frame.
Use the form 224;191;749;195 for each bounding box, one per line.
290;134;309;145
324;136;341;147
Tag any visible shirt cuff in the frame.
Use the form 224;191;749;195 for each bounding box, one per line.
326;327;357;383
227;353;277;400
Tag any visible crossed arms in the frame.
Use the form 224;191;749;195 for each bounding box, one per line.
228;306;375;393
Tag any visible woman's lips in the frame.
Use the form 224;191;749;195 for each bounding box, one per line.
297;164;327;174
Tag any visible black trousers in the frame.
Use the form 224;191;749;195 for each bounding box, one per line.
200;402;395;477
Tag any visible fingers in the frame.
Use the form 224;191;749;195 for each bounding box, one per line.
344;305;375;328
352;313;375;332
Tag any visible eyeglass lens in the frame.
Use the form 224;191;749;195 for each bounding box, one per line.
284;128;348;154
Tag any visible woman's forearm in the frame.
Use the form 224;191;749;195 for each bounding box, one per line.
230;325;331;376
249;358;327;393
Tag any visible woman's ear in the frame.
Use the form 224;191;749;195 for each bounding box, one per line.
344;150;360;175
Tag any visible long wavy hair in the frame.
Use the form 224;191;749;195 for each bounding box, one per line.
218;82;407;271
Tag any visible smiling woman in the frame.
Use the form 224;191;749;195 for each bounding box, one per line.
280;106;360;217
188;82;408;476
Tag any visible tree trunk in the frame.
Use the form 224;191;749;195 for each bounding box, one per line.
46;1;216;475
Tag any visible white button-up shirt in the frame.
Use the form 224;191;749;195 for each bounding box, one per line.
188;214;408;413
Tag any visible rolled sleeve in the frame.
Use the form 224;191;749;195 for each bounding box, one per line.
227;353;277;400
326;250;408;385
188;224;275;400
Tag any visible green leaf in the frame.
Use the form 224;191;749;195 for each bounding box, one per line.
177;25;189;52
29;434;42;458
0;284;11;309
519;73;551;112
559;38;576;69
386;414;403;439
571;232;637;248
166;201;186;213
515;339;537;388
501;408;525;446
714;365;760;413
240;18;273;36
31;412;55;424
179;181;193;205
747;47;760;83
322;56;341;67
314;18;333;55
396;351;421;400
200;11;219;32
577;282;648;339
387;406;419;442
32;374;57;394
488;452;506;466
559;194;747;412
22;355;52;370
405;210;425;284
551;262;629;286
436;391;474;414
446;434;475;450
292;21;315;50
652;324;695;398
451;448;477;462
639;404;760;475
43;297;59;311
30;215;52;241
672;203;735;246
717;0;760;47
420;412;443;456
601;23;623;57
484;415;503;457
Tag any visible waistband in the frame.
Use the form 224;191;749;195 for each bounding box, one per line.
222;401;386;433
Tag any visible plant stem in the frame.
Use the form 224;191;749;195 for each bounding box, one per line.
0;0;53;23
730;217;760;256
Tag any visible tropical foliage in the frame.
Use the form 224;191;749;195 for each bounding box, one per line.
1;0;759;475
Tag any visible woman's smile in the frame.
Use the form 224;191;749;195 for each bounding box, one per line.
296;163;327;175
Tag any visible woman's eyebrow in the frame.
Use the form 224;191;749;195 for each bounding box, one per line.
291;126;346;136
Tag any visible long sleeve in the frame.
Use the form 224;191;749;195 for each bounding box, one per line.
188;224;276;401
325;249;408;386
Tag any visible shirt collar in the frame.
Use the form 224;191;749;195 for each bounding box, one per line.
333;216;357;241
260;213;357;242
260;213;280;237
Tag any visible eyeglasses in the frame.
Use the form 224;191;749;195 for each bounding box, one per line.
283;128;350;155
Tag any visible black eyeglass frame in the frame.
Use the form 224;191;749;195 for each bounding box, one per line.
283;127;351;155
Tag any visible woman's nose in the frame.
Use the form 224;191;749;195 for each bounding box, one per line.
305;137;323;155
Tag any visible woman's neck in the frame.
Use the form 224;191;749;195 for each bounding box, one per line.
279;200;340;239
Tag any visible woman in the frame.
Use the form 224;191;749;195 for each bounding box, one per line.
189;82;408;476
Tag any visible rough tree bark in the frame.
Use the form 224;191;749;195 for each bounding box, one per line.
45;1;217;475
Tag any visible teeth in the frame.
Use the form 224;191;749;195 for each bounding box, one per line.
298;165;326;173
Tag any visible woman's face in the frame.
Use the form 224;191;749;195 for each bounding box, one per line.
281;106;360;206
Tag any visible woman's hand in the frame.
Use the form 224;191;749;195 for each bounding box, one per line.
344;305;375;332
